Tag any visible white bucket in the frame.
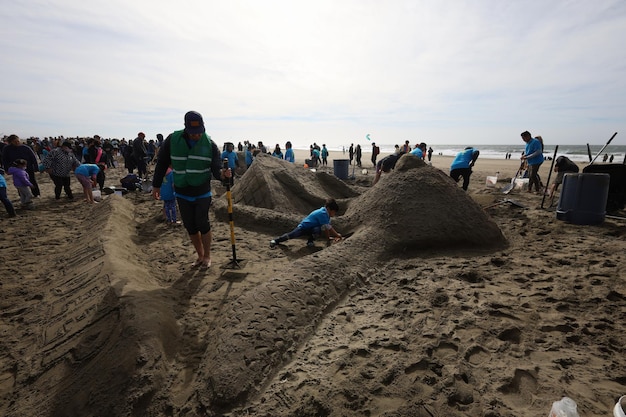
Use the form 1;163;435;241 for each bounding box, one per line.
92;189;102;201
615;395;626;417
485;176;498;187
514;178;529;190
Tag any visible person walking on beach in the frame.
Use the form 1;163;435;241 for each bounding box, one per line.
8;159;35;209
133;132;148;178
450;146;480;191
160;167;179;225
2;134;41;197
355;144;362;167
321;144;329;167
349;144;354;165
0;167;17;217
371;142;380;167
520;131;544;194
152;111;231;270
270;198;342;248
42;140;81;200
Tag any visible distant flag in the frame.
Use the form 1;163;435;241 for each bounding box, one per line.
366;134;371;141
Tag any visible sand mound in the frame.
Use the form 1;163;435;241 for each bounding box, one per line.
232;153;360;215
343;154;507;252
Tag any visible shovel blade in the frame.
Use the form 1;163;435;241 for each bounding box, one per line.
501;183;514;194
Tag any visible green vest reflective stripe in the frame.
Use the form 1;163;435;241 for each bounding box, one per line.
170;130;213;187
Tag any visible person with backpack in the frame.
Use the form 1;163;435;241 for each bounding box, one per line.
152;111;231;270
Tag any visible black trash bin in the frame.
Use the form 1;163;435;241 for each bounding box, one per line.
333;159;349;180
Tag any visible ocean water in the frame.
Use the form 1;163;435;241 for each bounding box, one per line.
313;144;626;163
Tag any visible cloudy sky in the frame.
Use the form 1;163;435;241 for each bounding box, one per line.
1;0;625;148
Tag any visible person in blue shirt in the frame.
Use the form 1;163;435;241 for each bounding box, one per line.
410;142;427;160
284;141;295;163
450;147;480;191
160;167;179;224
520;131;544;193
321;144;329;166
74;163;102;204
245;145;254;168
311;147;321;167
0;168;16;217
270;199;342;248
221;142;239;170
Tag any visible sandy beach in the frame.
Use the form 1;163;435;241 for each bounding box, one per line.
1;149;624;417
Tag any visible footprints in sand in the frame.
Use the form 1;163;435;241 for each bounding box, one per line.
498;369;538;407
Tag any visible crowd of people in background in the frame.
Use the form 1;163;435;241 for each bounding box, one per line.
2;128;576;220
1;131;442;214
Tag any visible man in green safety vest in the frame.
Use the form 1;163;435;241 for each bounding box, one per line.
152;110;231;270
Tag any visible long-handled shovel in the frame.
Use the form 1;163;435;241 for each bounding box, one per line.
502;160;525;194
588;132;618;166
541;145;559;209
222;159;243;269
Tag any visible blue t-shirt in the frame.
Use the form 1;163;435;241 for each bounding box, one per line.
75;164;100;177
0;174;7;188
298;206;331;230
245;149;253;166
525;138;544;166
221;150;238;169
450;148;477;170
410;148;424;158
285;148;295;163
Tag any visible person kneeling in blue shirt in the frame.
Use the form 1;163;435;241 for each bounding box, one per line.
270;199;342;248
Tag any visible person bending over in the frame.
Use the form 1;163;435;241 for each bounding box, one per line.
373;152;404;185
450;146;480;191
547;156;579;199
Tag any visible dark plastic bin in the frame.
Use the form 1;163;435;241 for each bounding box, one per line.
556;173;610;225
333;159;349;180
